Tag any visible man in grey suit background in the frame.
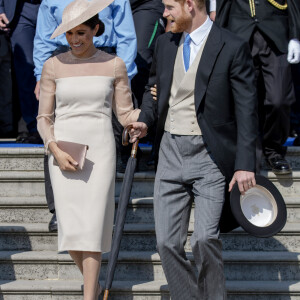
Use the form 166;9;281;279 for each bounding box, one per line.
130;0;258;298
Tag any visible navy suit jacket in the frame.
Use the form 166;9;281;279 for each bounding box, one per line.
0;0;17;23
216;0;300;54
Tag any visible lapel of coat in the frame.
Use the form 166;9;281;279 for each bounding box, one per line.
159;33;182;111
194;24;225;113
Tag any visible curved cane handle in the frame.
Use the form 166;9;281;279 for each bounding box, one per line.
122;125;132;147
122;124;139;158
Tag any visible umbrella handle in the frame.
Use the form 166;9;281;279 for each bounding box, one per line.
122;125;139;158
103;289;109;300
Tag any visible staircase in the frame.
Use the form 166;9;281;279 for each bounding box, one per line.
0;146;300;299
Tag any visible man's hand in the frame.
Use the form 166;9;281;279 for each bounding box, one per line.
229;170;256;195
34;81;40;101
287;39;300;64
0;13;9;32
209;11;216;22
129;122;148;143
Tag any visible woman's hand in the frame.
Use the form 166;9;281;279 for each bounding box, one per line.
49;141;78;172
150;84;157;101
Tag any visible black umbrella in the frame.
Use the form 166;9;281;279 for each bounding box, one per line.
103;125;139;300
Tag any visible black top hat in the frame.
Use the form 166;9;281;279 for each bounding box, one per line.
230;175;287;238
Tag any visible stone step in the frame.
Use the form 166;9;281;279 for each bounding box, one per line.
0;222;300;252
1;146;300;171
0;279;300;299
0;250;299;282
0;195;300;224
0;196;155;224
0;169;300;199
0;171;155;198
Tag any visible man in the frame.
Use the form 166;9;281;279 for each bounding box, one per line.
215;0;300;174
33;0;137;231
0;0;41;143
0;32;13;138
130;0;258;298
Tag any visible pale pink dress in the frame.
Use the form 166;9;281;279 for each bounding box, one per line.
37;50;140;252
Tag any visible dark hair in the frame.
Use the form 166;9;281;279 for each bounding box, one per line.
83;15;105;37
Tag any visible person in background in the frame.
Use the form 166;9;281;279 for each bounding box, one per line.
33;0;137;232
0;0;41;143
215;0;300;174
291;64;300;145
130;0;165;168
0;32;13;138
130;0;165;107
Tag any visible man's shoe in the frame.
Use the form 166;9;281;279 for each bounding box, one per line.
23;132;43;144
48;212;57;232
16;132;28;143
293;136;300;146
267;156;292;175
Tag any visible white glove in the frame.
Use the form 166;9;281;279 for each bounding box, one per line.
287;39;300;64
210;0;217;12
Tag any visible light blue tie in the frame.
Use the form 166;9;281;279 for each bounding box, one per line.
183;34;191;72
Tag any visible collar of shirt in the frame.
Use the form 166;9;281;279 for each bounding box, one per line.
182;16;213;69
183;16;213;47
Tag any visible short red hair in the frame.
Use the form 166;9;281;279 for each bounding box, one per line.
174;0;206;10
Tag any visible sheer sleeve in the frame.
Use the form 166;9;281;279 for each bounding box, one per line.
113;57;140;127
37;57;56;152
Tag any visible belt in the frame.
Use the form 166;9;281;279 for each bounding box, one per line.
23;0;41;4
97;46;116;54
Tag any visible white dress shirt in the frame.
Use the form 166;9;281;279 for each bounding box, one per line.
183;16;213;69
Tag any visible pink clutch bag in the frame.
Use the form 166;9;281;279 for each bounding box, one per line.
53;140;89;170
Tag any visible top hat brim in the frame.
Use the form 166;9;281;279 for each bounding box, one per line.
230;175;287;238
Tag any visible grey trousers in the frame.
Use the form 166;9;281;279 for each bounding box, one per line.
154;132;226;300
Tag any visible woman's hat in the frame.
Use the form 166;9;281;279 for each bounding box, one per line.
230;175;287;238
51;0;114;39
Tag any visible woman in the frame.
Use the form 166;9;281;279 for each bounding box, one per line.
37;0;140;299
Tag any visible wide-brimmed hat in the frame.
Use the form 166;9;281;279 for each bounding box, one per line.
230;175;287;238
51;0;114;39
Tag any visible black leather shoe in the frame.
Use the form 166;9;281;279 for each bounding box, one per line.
267;156;292;175
22;132;43;144
293;136;300;146
48;212;57;232
16;132;29;143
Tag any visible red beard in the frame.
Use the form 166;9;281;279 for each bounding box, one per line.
168;11;192;33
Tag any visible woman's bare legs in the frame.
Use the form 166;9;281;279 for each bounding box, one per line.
69;251;83;274
83;252;102;300
69;251;102;300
